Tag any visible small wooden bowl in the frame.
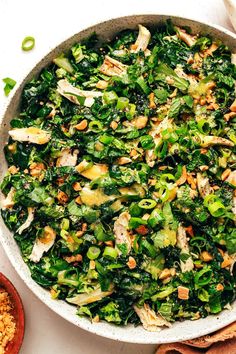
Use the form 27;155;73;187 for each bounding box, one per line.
0;273;25;354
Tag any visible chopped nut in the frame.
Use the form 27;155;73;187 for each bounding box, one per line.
130;149;138;158
177;286;189;300
116;157;132;165
8;165;19;175
8;143;17;153
149;92;156;109
105;240;114;247
131;115;148;129
216;284;224;291
221;254;232;268
72;182;82;191
207;102;219;110
29;162;45;178
82;223;87;232
135;225;148;235
176;166;187;186
221;168;231;181
126;256;137;269
89;260;96;270
184;225;194;237
200;251;213;262
110;120;118;130
199;165;209;171
148;178;157;186
212;185;220;191
199;98;206;106
224;111;236;121
96;80;108;90
75;196;82;204
159;268;171;280
230;98;236;112
92;315;100;323
57;190;69;204
187;55;194;64
186;173;197;189
74;119;88;131
158;165;168;171
76;230;84;237
64;254;83;263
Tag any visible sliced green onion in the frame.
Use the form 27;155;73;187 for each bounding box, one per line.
103;91;118;104
2;77;16;96
21;36;35;51
203;194;218;207
151;286;175;301
138;199;157;209
197;119;210;134
159;173;176;185
53;54;74;74
89;120;103;132
208;201;226;217
129;217;147;229
198;288;210;302
99;134;114;144
161;129;178;143
87;246;101;260
142;239;157;258
103;246;118;259
95;260;106;275
126;103;136;120
194;267;212;286
136;76;150;94
140;135;155;150
61;218;70;231
148;208;163;228
116;97;129;110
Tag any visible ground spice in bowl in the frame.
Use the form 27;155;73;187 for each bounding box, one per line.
0;288;16;354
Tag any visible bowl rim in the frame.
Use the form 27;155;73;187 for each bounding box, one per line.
0;272;25;354
0;14;236;344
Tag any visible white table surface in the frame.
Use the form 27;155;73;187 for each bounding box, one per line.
0;0;234;353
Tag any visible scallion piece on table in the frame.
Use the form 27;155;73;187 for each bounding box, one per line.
2;77;16;96
21;36;35;51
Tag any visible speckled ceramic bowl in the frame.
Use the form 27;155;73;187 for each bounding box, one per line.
0;15;236;344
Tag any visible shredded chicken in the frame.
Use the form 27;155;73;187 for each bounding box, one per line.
130;24;151;53
17;207;35;234
57;79;102;107
226;170;236;187
231;53;236;65
176;26;197;47
1;187;16;210
99;55;127;77
56;148;79;167
29;226;56;263
66;284;114;306
177;224;194;272
76;160;108;180
134;303;171;332
196;173;213;198
114;211;131;254
198;135;234;148
146;117;173;167
9;127;51;145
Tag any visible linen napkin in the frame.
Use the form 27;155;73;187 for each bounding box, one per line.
156;322;236;354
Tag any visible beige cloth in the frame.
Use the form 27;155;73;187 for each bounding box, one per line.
156;322;236;354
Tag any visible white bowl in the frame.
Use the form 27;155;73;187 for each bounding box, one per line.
0;15;236;344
